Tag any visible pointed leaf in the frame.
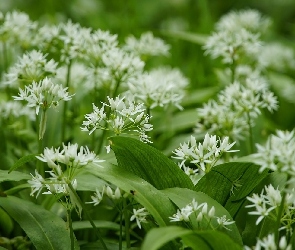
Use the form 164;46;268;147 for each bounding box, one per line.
0;196;79;250
0;170;30;183
8;154;37;173
109;136;194;190
161;30;208;45
72;220;120;231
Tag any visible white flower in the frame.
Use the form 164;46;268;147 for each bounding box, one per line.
0;101;35;120
86;187;105;206
216;215;235;230
124;31;170;57
27;170;45;198
105;186;122;200
130;208;149;229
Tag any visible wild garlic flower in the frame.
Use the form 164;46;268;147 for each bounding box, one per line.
130;207;149;229
195;79;278;142
124;31;170;58
258;43;295;72
81;96;153;143
126;67;188;110
86;187;105;206
244;234;292;250
246;184;295;231
172;134;237;181
216;9;271;34
0;11;37;48
2;50;58;88
254;130;295;174
0;101;35;121
29;143;103;198
13;77;73;115
169;199;235;231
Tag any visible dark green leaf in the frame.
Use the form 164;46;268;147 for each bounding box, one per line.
161;30;208;45
0;196;79;250
72;220;120;231
8;154;37;173
109;136;194;190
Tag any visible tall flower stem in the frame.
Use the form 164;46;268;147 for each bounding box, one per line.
123;198;131;249
230;57;236;83
67;208;75;250
68;183;108;250
119;205;123;250
246;112;254;154
36;113;44;177
61;61;72;143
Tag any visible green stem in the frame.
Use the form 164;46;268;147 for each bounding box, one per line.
61;61;72;143
123;198;131;249
96;129;107;154
36;113;44;176
68;183;108;250
246;112;254;154
67;208;75;250
230;58;236;83
119;206;123;250
275;191;286;246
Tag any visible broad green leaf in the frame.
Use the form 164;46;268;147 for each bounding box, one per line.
0;170;30;183
162;187;243;245
86;163;176;227
181;87;220;107
73;220;120;231
75;173;107;191
195;162;268;215
161;30;208;45
0;196;79;250
109;136;194;190
141;226;242;250
8;154;37;173
0;207;13;235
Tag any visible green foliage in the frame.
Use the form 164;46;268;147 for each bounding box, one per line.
0;196;79;250
0;170;30;183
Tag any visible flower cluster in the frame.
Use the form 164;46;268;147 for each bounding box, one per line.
126;67;188;110
124;31;170;58
130;207;149;229
81;96;153;143
0;101;35;121
244;233;291;250
169;199;235;231
246;184;295;233
2;50;58;88
195;77;278;142
172;133;237;184
254;130;295;174
13;77;73;115
87;185;122;206
28;143;103;198
204;9;270;64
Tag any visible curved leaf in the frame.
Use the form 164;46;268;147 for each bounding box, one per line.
86;163;176;227
162;187;243;246
8;154;37;173
141;226;242;250
0;196;79;250
161;30;208;45
72;220;120;231
109;136;194;190
0;170;30;183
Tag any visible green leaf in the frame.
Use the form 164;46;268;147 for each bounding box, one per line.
0;170;30;183
162;187;243;245
141;226;242;250
86;163;176;227
0;196;79;250
72;220;120;231
8;154;37;173
75;173;107;191
109;136;194;190
195;162;268;215
161;30;208;45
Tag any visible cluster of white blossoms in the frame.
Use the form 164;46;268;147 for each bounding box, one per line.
0;101;35;121
204;9;271;64
169;199;235;231
254;130;295;174
86;185;122;206
28;143;103;198
124;31;170;58
81;96;153;143
172;133;237;184
126;67;188;110
244;233;292;250
246;184;295;235
13;77;73;115
2;50;58;88
195;77;278;142
0;11;37;48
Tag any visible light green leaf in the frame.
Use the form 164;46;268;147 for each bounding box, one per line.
0;196;79;250
8;154;37;173
141;226;242;250
162;187;243;245
75;173;107;191
0;170;31;183
109;136;194;190
161;30;208;45
86;163;176;227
